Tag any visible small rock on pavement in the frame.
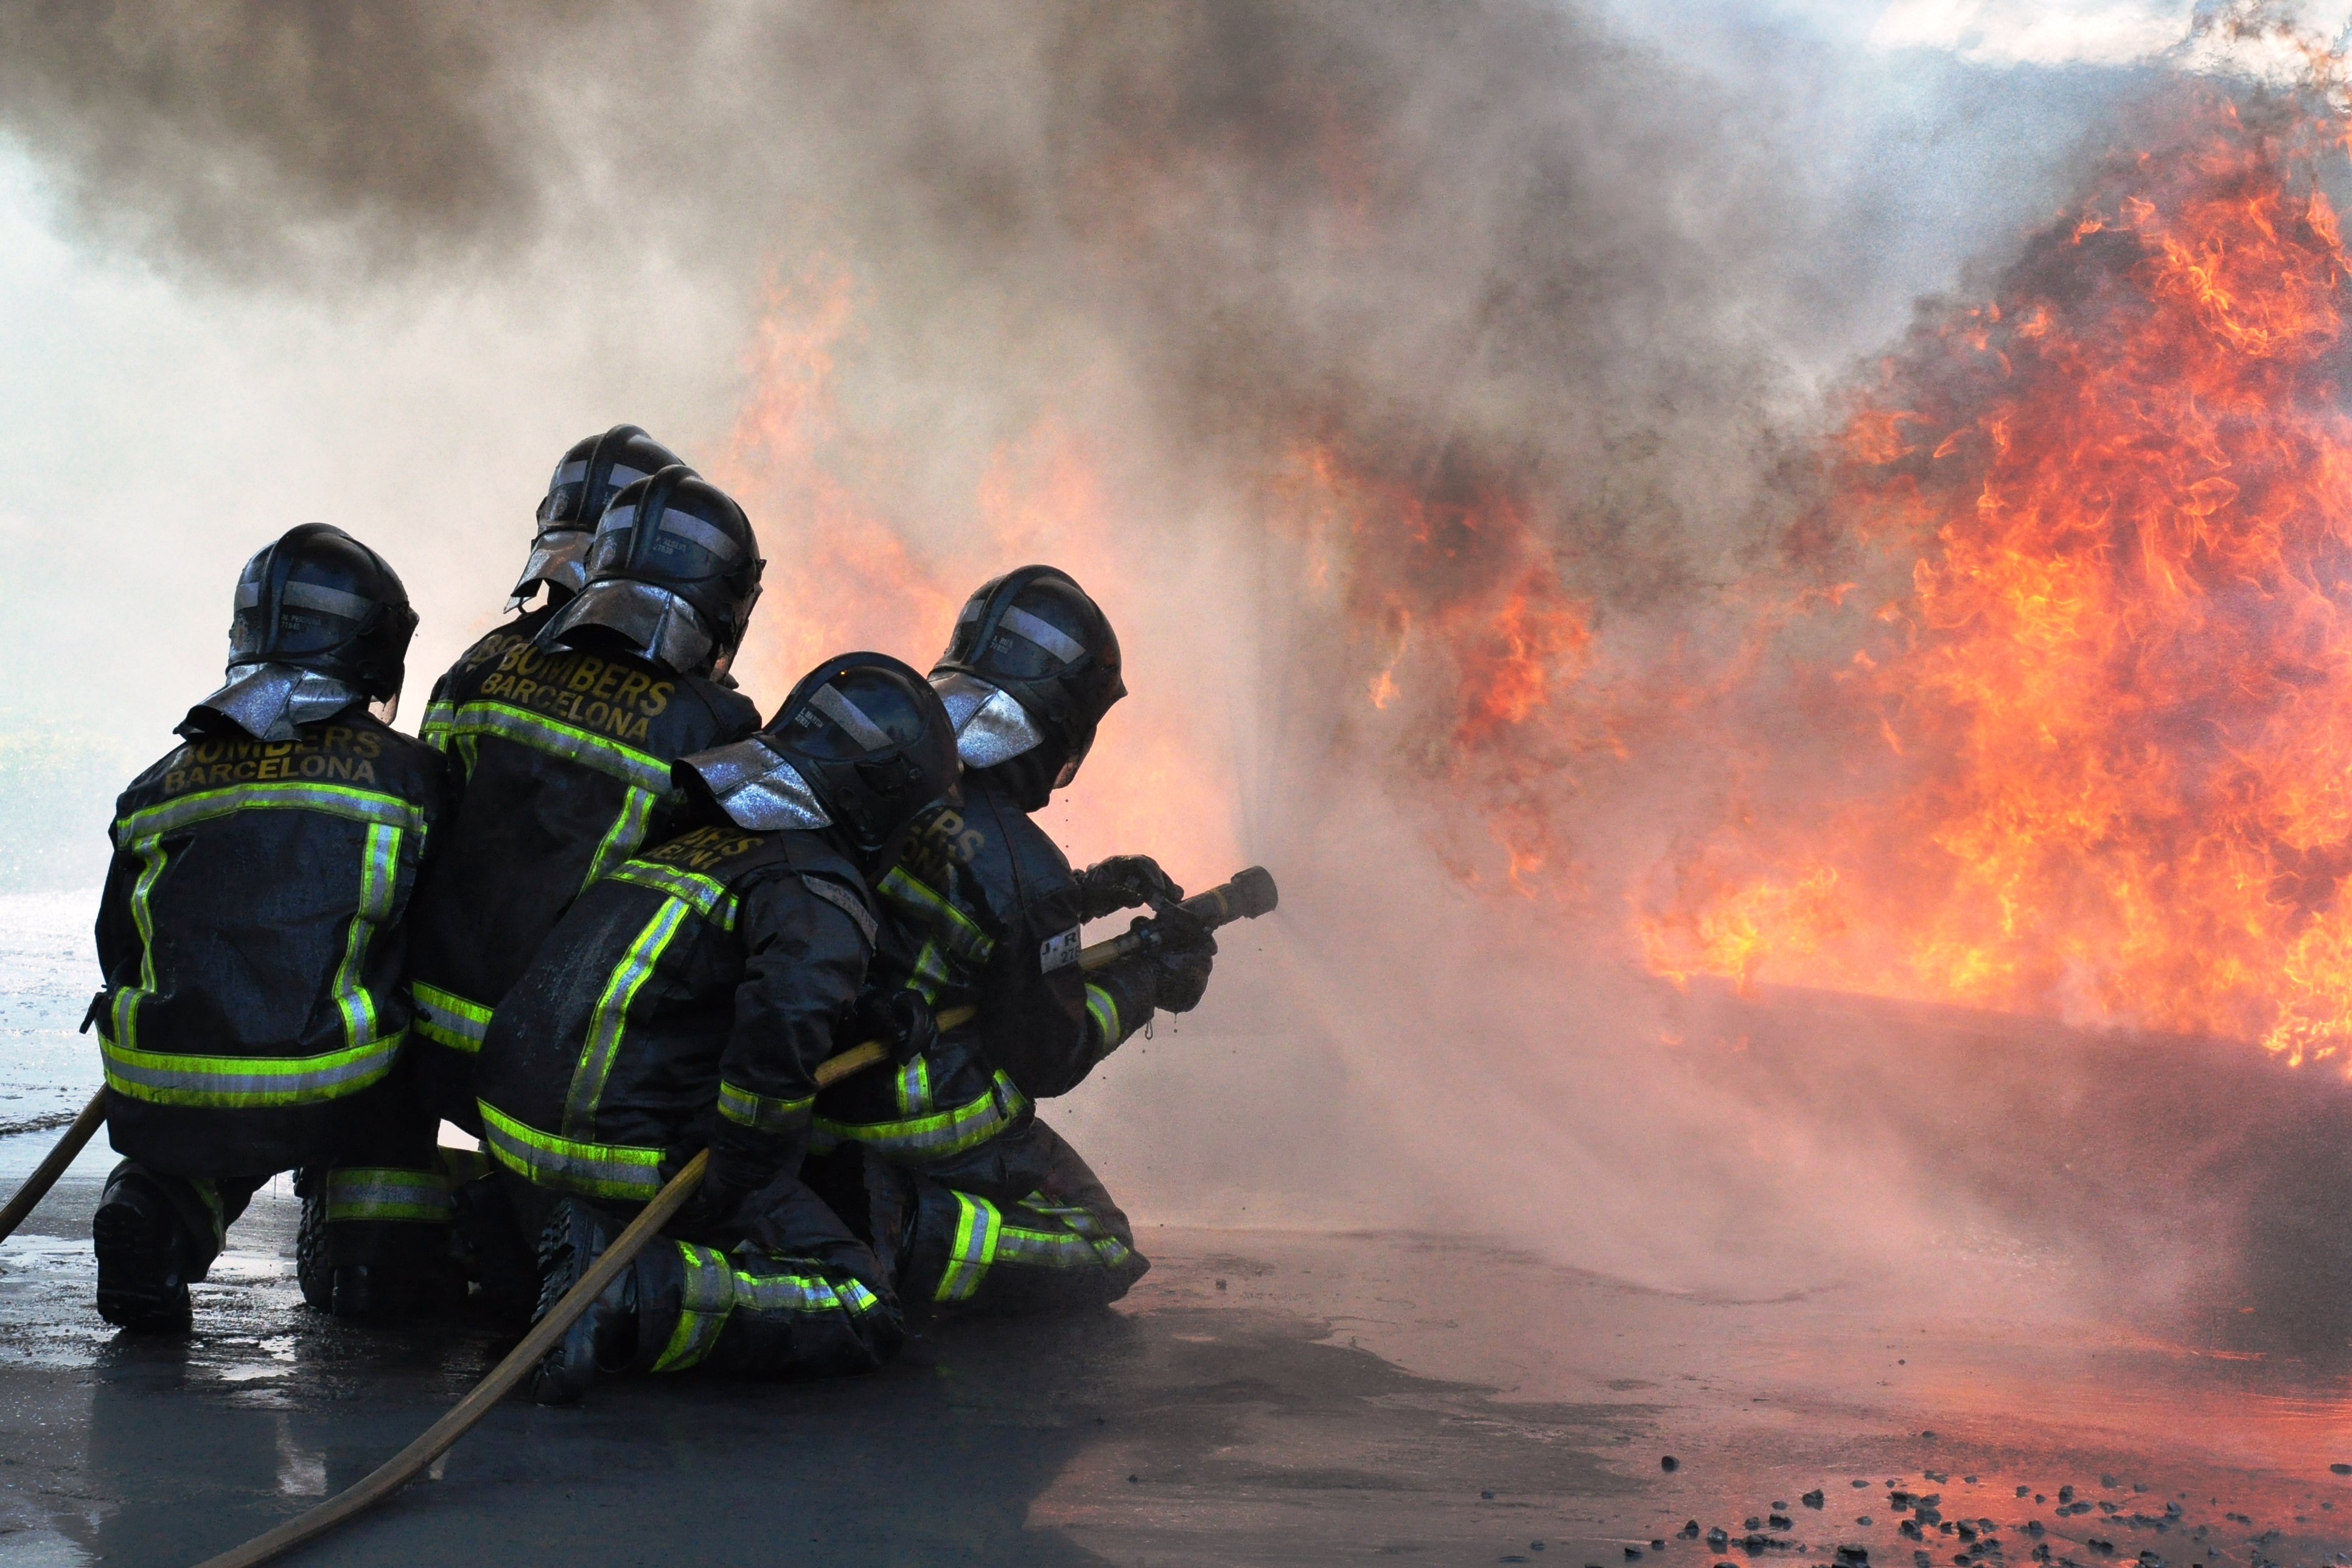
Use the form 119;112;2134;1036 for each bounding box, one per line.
2332;1464;2352;1476
1804;1491;1826;1510
1662;1456;1680;1472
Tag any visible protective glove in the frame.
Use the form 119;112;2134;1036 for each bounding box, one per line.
1074;855;1185;922
1133;904;1217;1013
682;1120;792;1236
852;987;939;1067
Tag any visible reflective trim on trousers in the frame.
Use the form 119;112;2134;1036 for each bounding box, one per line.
441;700;675;795
100;1030;402;1109
604;862;739;930
561;899;691;1141
113;780;428;849
477;1098;666;1202
409;980;493;1054
582;786;661;895
895;1056;931;1118
1085;983;1121;1045
715;1080;813;1137
324;1166;452;1224
814;1070;1030;1164
651;1242;733;1371
1008;1196;1133;1271
935;1191;1005;1303
649;1242;883;1373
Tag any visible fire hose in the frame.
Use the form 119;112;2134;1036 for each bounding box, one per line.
142;862;1272;1568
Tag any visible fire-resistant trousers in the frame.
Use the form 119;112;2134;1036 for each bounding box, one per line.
892;1118;1148;1316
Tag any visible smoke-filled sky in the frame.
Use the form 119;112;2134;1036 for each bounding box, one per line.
0;1;2329;1291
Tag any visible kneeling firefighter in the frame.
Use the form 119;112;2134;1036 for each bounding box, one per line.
809;565;1216;1317
88;524;447;1331
471;653;959;1401
383;444;762;1317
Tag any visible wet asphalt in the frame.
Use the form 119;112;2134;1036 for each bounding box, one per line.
5;1154;2352;1568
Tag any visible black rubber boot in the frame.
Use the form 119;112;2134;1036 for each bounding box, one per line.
451;1173;539;1328
528;1199;638;1406
294;1172;333;1312
92;1167;195;1333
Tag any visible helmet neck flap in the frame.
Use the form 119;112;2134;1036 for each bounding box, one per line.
675;652;959;874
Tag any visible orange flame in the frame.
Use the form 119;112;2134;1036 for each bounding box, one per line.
1642;77;2352;1065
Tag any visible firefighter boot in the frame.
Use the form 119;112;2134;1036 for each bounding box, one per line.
92;1165;197;1333
528;1199;640;1406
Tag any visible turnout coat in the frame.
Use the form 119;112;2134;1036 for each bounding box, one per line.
93;708;448;1176
404;612;759;1127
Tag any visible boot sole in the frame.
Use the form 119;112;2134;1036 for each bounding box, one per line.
92;1198;192;1332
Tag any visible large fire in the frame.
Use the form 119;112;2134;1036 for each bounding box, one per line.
1641;75;2352;1065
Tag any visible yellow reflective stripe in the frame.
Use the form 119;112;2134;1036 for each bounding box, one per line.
893;1056;931;1117
477;1098;665;1201
652;1242;733;1371
815;1070;1028;1162
730;1264;878;1316
420;699;458;749
561;900;691;1140
409;980;494;1054
876;867;995;966
582;787;660;895
605;863;739;930
113;838;169;1053
442;700;674;795
1005;1196;1133;1270
324;1167;451;1224
114;780;425;848
934;1191;1002;1303
1085;983;1120;1043
715;1080;812;1135
100;1030;402;1108
332;823;400;1048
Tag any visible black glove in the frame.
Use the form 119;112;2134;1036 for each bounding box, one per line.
1132;905;1216;1013
683;1121;791;1236
1075;855;1185;921
852;987;938;1067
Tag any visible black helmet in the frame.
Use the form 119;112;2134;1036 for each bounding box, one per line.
675;653;960;873
537;465;762;676
512;424;689;608
228;523;417;699
931;565;1125;790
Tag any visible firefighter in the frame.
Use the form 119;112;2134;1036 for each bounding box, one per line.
381;455;763;1319
88;524;447;1331
471;652;959;1401
812;565;1215;1318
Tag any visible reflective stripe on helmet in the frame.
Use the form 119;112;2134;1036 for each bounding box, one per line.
478;1098;666;1201
809;682;893;750
280;579;375;620
1000;604;1085;664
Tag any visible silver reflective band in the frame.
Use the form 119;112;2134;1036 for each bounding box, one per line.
556;458;590;484
281;579;377;620
1001;605;1085;664
598;504;638;536
194;663;369;742
930;672;1045;769
658;509;735;559
235;580;263;609
677;737;832;830
539;579;715;675
809;683;892;751
509;529;594;605
604;463;649;490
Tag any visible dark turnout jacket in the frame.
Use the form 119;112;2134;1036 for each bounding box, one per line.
93;709;447;1176
405;613;759;1126
472;822;881;1205
812;770;1157;1165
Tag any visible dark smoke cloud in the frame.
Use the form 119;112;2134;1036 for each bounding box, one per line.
0;1;2170;1287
